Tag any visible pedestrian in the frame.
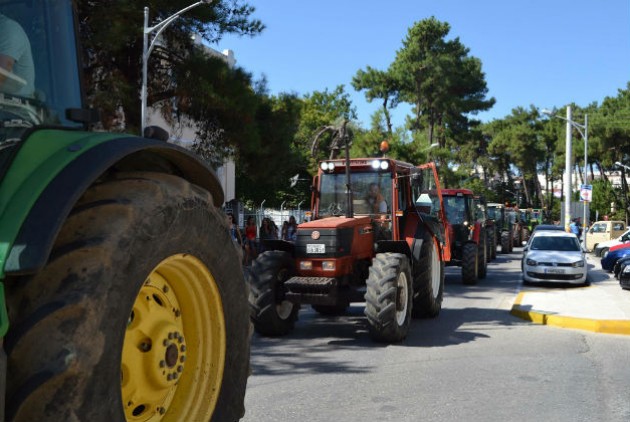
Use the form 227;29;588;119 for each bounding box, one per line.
570;219;580;237
226;213;243;262
259;218;276;252
244;216;257;265
286;215;298;242
281;221;289;241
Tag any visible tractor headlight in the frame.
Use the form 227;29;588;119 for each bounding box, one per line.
322;261;336;271
370;159;389;170
300;261;313;270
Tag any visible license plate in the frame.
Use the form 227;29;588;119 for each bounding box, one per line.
544;268;565;274
306;244;325;254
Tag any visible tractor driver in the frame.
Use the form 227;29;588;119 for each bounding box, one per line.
0;12;35;98
366;183;387;214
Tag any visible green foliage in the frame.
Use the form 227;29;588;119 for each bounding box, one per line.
390;17;495;147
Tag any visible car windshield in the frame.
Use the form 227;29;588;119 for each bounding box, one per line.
530;236;580;251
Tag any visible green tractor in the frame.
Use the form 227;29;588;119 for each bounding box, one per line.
0;1;249;420
486;203;513;254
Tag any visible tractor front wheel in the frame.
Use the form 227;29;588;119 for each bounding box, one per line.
247;251;299;336
4;172;250;422
365;253;413;342
462;242;479;285
500;231;512;253
412;234;444;318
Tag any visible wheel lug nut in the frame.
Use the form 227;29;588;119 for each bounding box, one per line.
159;360;166;368
180;345;186;352
180;356;186;363
177;365;183;373
163;285;169;293
168;333;174;339
163;339;170;346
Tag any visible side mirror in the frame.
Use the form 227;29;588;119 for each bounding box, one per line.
523;246;528;252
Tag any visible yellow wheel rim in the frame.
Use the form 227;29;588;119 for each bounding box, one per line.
121;254;226;421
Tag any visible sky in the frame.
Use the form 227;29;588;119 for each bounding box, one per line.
214;0;630;129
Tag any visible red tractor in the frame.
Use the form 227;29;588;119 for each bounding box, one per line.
246;159;448;343
441;189;488;285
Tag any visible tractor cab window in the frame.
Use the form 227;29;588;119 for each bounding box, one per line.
318;171;392;217
444;195;473;225
0;0;82;144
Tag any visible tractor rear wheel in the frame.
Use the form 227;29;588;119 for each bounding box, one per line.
247;251;299;336
412;234;444;318
488;230;497;260
500;231;512;253
4;171;250;422
478;231;488;279
462;242;479;285
364;253;413;342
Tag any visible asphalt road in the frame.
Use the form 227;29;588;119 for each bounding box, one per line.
242;248;630;422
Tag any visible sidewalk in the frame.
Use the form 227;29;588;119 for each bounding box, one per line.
510;253;630;335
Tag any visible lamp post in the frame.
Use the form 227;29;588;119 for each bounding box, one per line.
542;107;588;237
141;1;211;135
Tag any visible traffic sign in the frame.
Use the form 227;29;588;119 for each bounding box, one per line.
580;184;592;202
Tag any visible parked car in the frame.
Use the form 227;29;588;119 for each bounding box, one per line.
601;244;630;272
614;255;630;279
594;228;630;257
521;231;587;285
620;260;630;290
585;220;626;252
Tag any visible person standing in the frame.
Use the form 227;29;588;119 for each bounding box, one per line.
244;216;257;265
286;215;298;242
226;213;243;262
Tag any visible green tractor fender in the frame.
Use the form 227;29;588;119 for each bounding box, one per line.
0;129;224;335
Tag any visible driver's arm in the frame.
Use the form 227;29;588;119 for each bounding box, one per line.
0;54;15;86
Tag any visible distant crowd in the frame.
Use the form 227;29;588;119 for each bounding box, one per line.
227;213;298;266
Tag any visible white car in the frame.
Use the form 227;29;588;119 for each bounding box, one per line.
521;231;587;285
593;229;630;257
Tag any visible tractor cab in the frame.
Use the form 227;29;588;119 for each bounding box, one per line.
0;0;86;145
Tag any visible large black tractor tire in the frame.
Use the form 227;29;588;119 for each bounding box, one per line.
478;231;488;279
512;226;522;247
247;250;299;336
522;228;531;244
500;231;512;253
4;171;250;422
364;253;413;342
461;242;479;285
489;230;497;260
412;233;444;319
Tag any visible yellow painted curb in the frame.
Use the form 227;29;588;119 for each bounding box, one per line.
511;292;630;335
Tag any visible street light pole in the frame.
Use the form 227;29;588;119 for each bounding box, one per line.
141;1;210;135
542;107;588;236
564;105;572;232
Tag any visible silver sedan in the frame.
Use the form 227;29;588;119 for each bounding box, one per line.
521;231;587;285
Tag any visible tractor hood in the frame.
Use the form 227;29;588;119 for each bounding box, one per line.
299;216;373;230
